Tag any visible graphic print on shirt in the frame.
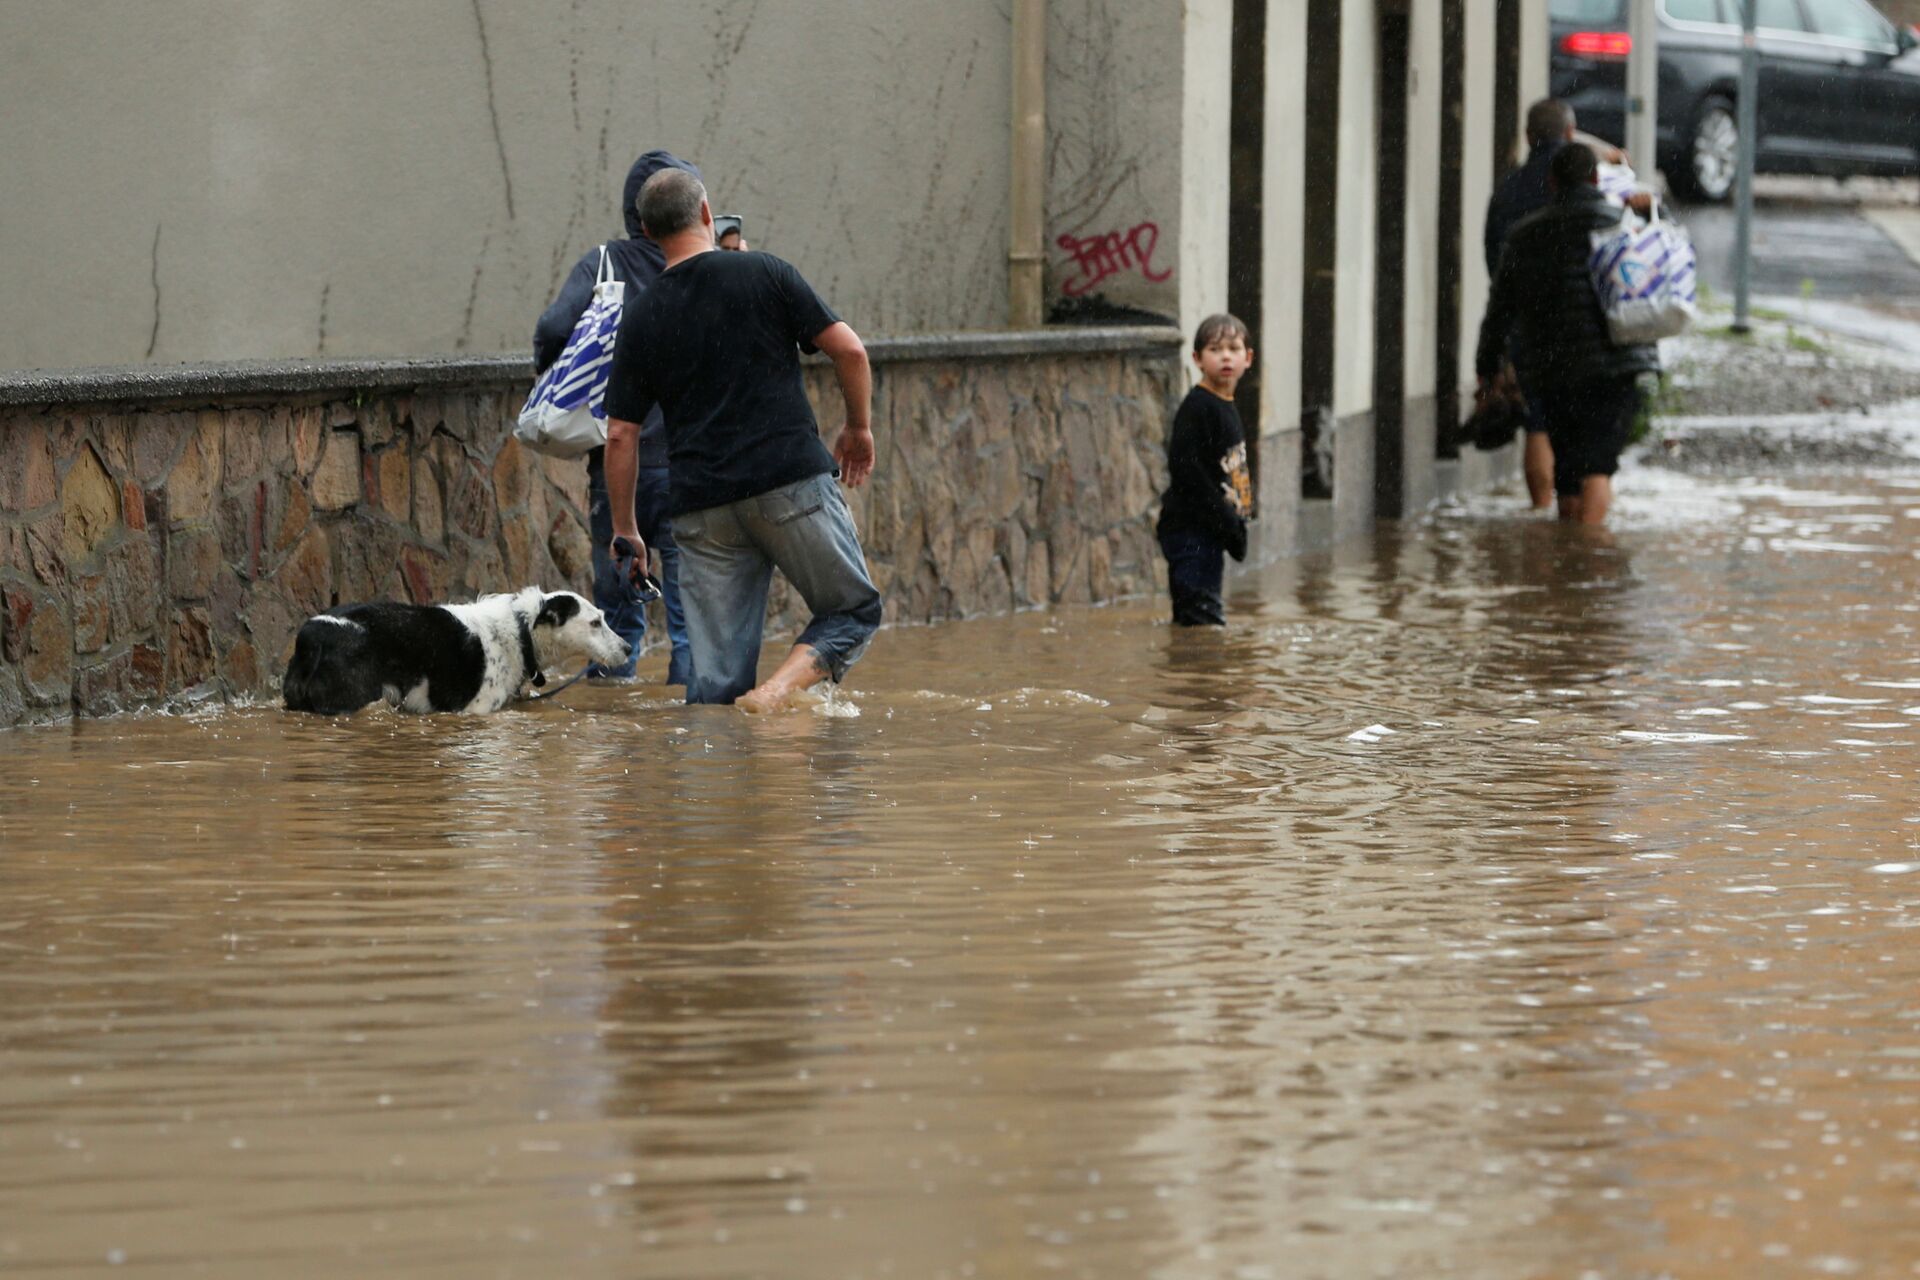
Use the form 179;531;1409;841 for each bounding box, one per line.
1220;441;1252;518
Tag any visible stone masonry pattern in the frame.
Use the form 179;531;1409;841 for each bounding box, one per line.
0;350;1178;726
0;389;593;727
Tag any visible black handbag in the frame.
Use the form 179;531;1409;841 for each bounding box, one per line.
1466;387;1528;452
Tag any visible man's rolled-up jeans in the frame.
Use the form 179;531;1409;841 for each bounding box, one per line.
670;471;883;705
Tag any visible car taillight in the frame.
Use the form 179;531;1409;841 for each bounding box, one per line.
1560;30;1632;59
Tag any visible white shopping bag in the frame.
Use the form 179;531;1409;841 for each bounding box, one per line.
1596;161;1642;208
1588;204;1697;345
516;246;623;459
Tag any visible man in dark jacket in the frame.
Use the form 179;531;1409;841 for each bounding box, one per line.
1475;143;1659;527
1485;99;1577;277
1487;99;1582;511
534;149;697;684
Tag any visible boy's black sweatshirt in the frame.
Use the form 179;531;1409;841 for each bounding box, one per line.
1157;385;1252;561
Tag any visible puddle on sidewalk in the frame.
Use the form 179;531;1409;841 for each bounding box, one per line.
3;468;1918;1278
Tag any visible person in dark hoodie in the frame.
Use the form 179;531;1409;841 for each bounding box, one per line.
1475;143;1659;528
1485;100;1581;512
534;149;697;684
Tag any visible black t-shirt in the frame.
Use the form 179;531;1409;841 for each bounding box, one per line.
604;250;841;517
1156;385;1252;559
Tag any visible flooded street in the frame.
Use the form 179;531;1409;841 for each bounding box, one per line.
5;466;1920;1279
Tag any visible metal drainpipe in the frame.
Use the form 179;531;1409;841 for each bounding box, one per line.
1009;0;1046;329
1625;0;1659;184
1732;0;1758;333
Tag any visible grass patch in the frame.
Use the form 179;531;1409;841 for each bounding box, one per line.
1633;372;1686;441
1693;320;1826;355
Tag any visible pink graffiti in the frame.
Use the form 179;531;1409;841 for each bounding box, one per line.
1055;221;1172;297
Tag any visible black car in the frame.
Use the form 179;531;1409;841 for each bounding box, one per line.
1551;0;1920;200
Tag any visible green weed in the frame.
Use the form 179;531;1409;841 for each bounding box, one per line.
1634;373;1686;440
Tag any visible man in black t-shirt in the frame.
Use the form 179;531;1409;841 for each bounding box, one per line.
603;168;880;711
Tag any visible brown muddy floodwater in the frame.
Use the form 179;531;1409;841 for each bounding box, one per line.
4;465;1920;1279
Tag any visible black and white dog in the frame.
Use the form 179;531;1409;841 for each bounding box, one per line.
281;587;630;715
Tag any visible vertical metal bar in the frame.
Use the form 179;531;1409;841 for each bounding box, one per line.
1228;0;1267;459
1435;0;1465;458
1300;0;1342;498
1732;0;1757;333
1009;0;1047;330
1493;0;1521;177
1626;0;1659;174
1374;8;1411;516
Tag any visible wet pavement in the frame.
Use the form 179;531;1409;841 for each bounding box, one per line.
5;465;1920;1278
1679;179;1920;311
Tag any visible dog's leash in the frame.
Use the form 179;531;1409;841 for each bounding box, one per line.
512;615;589;705
521;666;593;703
520;537;661;706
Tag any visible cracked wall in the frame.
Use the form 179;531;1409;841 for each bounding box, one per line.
1044;0;1188;322
0;0;1551;479
0;0;1017;370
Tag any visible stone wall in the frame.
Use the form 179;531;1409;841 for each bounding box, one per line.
0;383;592;726
815;338;1177;623
0;330;1183;727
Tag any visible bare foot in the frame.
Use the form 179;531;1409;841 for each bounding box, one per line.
737;644;831;714
737;685;796;714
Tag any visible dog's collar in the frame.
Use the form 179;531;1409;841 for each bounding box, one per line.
516;616;547;689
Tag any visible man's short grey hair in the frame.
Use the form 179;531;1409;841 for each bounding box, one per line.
1526;98;1576;147
638;169;708;239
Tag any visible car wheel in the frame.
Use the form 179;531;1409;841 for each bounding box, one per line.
1680;97;1739;203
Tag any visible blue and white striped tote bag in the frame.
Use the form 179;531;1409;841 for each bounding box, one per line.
1589;205;1697;346
515;246;624;459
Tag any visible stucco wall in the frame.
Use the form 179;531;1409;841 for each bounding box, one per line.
0;0;1016;371
1520;0;1553;111
1261;0;1309;443
1178;0;1235;341
1459;1;1500;398
1331;0;1378;420
1403;4;1444;406
1;0;1549;408
1046;0;1185;320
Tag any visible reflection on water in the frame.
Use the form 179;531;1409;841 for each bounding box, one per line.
4;470;1920;1278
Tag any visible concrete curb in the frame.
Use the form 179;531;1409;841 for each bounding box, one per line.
0;327;1186;409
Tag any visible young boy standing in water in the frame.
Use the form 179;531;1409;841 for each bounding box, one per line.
1156;314;1255;626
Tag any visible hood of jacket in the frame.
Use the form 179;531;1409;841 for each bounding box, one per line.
621;150;703;267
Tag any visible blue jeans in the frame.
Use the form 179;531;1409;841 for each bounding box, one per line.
670;472;883;705
1159;530;1225;626
587;454;691;683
